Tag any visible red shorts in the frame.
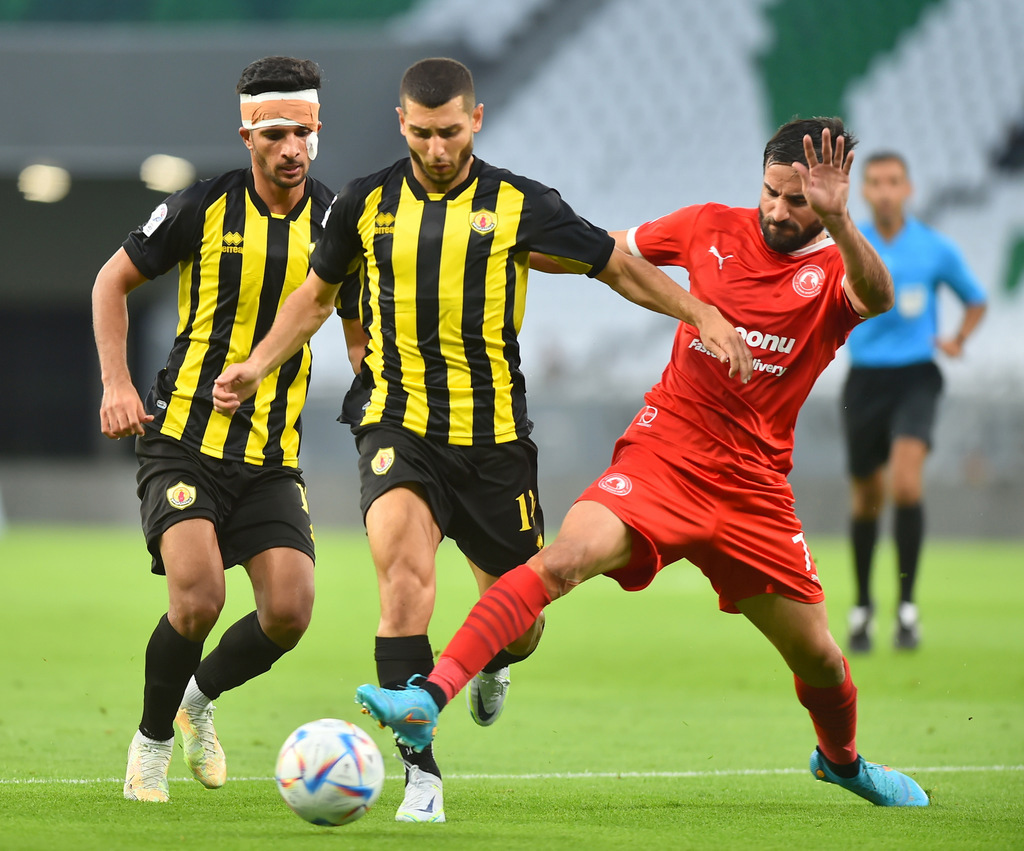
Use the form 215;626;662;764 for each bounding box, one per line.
576;414;824;614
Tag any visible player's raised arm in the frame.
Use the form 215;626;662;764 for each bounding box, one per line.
213;270;341;415
793;129;893;318
596;248;753;383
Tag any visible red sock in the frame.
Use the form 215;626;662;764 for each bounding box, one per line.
429;565;551;702
794;657;858;765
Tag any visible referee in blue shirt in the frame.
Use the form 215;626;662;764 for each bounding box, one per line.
843;152;987;652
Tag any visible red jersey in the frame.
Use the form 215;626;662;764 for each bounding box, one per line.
628;203;862;476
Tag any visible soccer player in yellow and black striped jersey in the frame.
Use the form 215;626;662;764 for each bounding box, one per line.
214;57;748;822
92;56;335;804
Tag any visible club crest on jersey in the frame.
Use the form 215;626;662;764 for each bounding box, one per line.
470;209;498;235
598;473;632;496
371;447;395;476
166;481;196;510
792;264;825;298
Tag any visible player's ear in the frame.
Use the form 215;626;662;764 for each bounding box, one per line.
240;127;253;151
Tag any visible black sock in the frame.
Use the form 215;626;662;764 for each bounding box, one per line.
851;517;878;608
817;746;860;779
194;611;287;701
140;614;203;741
483;647;531;674
375;635;441;780
420;680;449;710
894;503;923;604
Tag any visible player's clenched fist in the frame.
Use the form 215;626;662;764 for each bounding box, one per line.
213;363;261;416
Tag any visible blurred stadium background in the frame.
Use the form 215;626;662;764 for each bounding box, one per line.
0;0;1021;536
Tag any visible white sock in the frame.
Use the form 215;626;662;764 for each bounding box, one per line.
181;675;212;710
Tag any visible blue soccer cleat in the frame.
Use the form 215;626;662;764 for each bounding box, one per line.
810;748;929;806
355;677;439;753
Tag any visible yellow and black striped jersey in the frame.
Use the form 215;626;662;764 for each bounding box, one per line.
123;168;335;466
315;157;615;446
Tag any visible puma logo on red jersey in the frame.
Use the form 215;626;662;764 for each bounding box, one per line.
709;245;734;270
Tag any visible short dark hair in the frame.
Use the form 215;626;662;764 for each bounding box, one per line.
236;56;322;96
399;57;475;110
863;150;909;176
763;117;856;171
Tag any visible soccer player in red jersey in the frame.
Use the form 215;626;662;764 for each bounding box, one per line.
356;117;930;807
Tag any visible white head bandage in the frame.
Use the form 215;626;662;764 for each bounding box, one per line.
240;88;321;160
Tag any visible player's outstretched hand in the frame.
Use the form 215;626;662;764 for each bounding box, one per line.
213;362;260;416
792;127;852;225
694;305;752;383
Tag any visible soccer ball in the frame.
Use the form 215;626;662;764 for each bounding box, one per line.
274;718;386;826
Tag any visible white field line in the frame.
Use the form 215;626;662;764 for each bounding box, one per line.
2;765;1022;785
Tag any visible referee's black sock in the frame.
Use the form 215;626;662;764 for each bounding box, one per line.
376;635;442;781
851;517;878;608
194;611;287;700
895;503;924;604
140;613;203;741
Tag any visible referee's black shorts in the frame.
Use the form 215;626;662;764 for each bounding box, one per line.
841;361;944;479
354;423;544;577
135;431;315;575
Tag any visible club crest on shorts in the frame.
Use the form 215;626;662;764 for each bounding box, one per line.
166;481;196;510
371;447;395;476
470;209;497;235
598;473;632;496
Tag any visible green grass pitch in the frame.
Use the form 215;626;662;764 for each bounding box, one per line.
1;525;1022;849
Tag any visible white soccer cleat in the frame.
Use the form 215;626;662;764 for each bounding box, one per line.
395;764;445;823
894;602;921;650
847;605;873;653
175;703;226;788
467;666;510;727
123;729;173;802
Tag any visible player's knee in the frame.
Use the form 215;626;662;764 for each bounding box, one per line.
801;642;846;687
531;558;584;600
378;554;435;595
851;477;884;517
171;596;223;642
891;477;923;505
262;613;309;650
260;593;314;650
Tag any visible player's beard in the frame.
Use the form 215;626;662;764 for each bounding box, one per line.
410;138;474;193
759;208;824;254
254;147;308;191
